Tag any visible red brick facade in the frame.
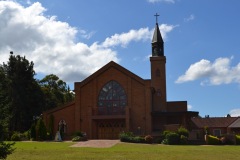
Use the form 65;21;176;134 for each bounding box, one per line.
43;22;199;139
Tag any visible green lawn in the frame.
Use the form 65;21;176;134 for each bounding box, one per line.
7;142;240;160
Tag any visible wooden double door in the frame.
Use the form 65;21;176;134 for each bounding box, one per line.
97;120;126;139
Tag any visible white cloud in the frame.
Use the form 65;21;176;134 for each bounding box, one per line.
101;24;176;48
184;14;195;22
147;0;175;4
176;57;240;85
0;1;176;83
229;109;240;117
188;104;193;110
101;28;152;48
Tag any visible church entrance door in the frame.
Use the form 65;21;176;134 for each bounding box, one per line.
97;120;125;139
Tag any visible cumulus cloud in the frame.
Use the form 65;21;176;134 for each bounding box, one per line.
0;1;175;83
188;104;193;110
229;109;240;117
175;57;240;85
147;0;175;3
184;14;195;22
101;24;176;48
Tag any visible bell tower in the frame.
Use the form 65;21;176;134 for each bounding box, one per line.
150;13;167;112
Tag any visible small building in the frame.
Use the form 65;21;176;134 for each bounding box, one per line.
43;18;199;139
190;117;240;140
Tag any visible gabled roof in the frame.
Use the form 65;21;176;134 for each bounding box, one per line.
77;61;147;88
191;117;238;128
43;101;75;115
228;118;240;128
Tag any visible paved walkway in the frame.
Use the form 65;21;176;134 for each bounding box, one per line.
71;140;120;148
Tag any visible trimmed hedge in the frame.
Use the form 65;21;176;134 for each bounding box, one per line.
119;132;145;143
206;135;220;145
236;135;240;145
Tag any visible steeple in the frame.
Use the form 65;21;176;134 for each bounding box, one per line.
152;13;164;56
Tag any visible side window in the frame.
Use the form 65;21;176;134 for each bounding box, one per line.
213;129;221;137
58;120;67;133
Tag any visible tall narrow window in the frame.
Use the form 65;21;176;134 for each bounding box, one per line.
58;120;67;133
98;80;127;115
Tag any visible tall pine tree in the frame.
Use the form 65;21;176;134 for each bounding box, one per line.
2;52;44;132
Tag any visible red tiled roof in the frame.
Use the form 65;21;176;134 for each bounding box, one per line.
191;117;238;128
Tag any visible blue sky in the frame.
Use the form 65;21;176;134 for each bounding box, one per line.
0;0;240;117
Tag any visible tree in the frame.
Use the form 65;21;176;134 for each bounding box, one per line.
35;118;47;141
1;52;44;132
39;74;74;111
0;124;15;160
0;66;11;139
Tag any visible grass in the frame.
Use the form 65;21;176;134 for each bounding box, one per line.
7;141;240;160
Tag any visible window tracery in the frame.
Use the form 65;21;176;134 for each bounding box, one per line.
98;80;127;115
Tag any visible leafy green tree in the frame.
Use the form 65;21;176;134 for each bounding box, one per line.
0;124;15;159
1;52;44;132
39;74;74;110
35;118;47;141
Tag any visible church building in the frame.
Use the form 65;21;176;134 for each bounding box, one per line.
43;17;199;139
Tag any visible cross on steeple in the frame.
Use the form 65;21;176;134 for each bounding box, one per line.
154;13;159;23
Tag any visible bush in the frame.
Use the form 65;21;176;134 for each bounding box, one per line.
72;131;84;137
10;132;21;141
131;136;145;143
30;124;36;140
162;130;171;139
22;130;30;141
165;132;180;145
119;132;134;142
236;135;240;145
161;138;169;145
72;136;87;142
180;135;188;145
119;132;145;143
220;134;235;145
145;135;153;144
0;141;15;160
206;135;220;145
177;126;189;138
35;119;47;141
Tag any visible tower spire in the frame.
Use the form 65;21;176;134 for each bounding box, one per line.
152;13;164;56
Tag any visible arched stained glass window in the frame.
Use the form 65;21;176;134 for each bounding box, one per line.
98;80;127;115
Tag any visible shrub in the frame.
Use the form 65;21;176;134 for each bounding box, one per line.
131;136;145;143
206;135;220;145
119;132;145;143
21;130;30;141
0;141;15;160
161;138;169;145
30;124;36;140
220;134;235;145
236;135;240;145
48;115;54;140
119;132;134;142
165;132;180;145
177;126;189;138
180;135;188;145
35;118;47;141
10;132;21;141
145;135;153;144
72;136;87;142
162;130;171;139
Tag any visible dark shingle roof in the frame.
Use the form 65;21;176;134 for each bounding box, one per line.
191;117;238;128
